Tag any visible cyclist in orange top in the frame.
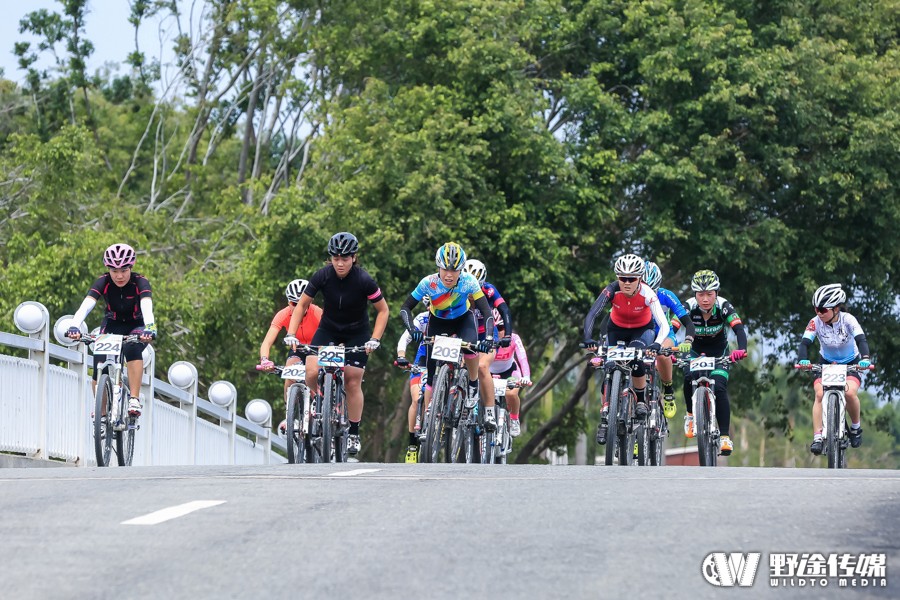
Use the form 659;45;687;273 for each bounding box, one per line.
258;279;323;433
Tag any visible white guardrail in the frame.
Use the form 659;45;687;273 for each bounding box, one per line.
0;301;287;466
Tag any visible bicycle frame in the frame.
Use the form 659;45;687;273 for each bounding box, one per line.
679;355;732;467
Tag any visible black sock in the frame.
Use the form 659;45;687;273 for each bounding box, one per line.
349;420;360;436
635;387;646;403
408;432;418;446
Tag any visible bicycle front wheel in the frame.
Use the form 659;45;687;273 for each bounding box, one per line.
635;422;650;466
825;391;844;469
94;373;114;467
286;384;304;464
605;370;622;466
427;366;451;463
321;373;334;463
694;387;716;467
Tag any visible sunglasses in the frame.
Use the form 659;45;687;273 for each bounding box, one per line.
814;306;832;314
618;276;639;283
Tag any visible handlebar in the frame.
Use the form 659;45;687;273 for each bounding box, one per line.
794;363;875;372
69;333;143;345
421;335;497;353
282;342;369;353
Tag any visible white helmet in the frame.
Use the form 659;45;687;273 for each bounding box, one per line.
613;253;645;277
812;284;846;309
463;259;487;285
285;279;309;303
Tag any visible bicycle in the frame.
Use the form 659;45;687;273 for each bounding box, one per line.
634;348;674;466
794;362;874;469
587;342;655;466
74;332;143;467
675;354;733;467
256;362;313;464
285;342;370;463
394;361;429;462
484;377;528;464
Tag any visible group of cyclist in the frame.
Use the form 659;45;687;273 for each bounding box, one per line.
67;235;872;462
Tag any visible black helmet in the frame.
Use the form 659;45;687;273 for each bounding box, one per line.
328;232;359;256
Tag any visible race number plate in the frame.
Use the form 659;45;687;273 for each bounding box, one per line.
821;364;848;386
606;346;637;361
318;346;345;368
432;336;462;363
280;364;306;380
690;356;717;372
493;378;508;397
94;334;124;359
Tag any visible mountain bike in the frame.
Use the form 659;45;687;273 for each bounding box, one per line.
634;348;674;466
422;335;475;464
256;362;312;464
588;343;650;466
287;343;370;463
484;377;528;464
794;362;874;469
676;354;733;467
76;332;143;467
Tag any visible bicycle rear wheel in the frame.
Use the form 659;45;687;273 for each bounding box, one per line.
286;384;304;464
495;409;510;464
635;422;650;466
825;391;844;469
94;373;114;467
605;370;622;466
695;388;716;467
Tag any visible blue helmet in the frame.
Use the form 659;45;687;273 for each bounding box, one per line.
643;261;662;291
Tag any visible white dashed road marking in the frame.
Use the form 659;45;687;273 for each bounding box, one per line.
121;500;226;525
327;469;381;477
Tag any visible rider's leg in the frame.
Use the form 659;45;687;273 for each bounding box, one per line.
811;379;825;434
345;365;365;422
845;377;862;426
479;349;497;408
712;373;731;437
127;359;143;398
304;353;318;397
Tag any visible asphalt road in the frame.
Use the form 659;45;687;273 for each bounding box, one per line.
0;463;897;599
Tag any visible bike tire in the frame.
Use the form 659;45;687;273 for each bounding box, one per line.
495;410;510;464
695;387;715;467
333;383;348;463
321;373;334;463
617;387;635;467
635;423;649;466
605;370;622;466
94;373;114;467
307;391;323;463
427;365;451;463
286;384;304;464
825;391;843;469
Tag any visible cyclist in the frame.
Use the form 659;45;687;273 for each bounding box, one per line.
582;254;671;445
395;296;432;463
797;284;871;454
642;261;696;418
284;232;389;456
65;243;157;417
489;309;532;437
399;242;498;429
257;279;323;435
463;258;514;416
681;269;748;456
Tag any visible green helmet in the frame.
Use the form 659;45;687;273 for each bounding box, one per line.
690;269;720;292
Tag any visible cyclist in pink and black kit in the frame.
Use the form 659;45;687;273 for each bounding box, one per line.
489;309;531;437
65;243;157;417
582;254;670;445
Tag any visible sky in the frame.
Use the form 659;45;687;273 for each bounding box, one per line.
0;0;201;90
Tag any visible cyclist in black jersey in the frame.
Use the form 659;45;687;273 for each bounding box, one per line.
65;243;157;417
285;232;389;456
681;269;748;456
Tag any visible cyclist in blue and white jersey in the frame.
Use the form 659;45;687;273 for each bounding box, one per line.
642;261;695;418
797;284;872;455
395;296;432;463
399;243;499;429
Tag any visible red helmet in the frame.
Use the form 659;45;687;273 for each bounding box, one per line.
103;243;136;269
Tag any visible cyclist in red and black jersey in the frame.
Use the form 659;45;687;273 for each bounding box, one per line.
285;232;389;456
65;243;157;417
582;254;670;445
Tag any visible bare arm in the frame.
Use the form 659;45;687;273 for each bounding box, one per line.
259;325;280;361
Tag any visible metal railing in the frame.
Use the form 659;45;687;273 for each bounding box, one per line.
0;301;286;466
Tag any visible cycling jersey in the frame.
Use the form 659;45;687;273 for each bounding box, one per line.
584;281;670;344
87;272;152;323
412;273;484;320
304;264;383;333
271;304;322;344
685;296;747;355
656;287;695;342
490;333;531;378
800;312;868;364
473;282;513;336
